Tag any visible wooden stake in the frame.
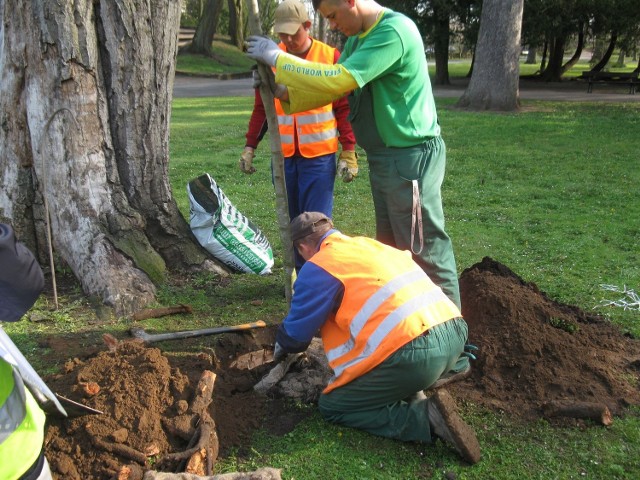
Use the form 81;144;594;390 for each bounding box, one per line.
245;0;295;306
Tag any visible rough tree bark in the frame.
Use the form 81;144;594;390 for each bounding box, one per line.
0;0;228;316
456;0;524;111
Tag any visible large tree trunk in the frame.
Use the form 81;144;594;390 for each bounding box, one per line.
186;0;224;55
0;0;228;316
456;0;524;111
227;0;245;49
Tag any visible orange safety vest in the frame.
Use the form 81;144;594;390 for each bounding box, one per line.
309;233;461;393
275;40;339;158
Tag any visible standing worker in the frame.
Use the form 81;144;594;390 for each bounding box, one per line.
240;0;357;271
271;212;480;464
0;223;53;480
245;0;462;309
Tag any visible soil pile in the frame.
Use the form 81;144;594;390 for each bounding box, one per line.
44;326;284;479
41;257;640;479
450;257;640;420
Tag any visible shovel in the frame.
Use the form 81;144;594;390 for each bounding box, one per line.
0;327;100;417
129;320;267;344
41;394;104;418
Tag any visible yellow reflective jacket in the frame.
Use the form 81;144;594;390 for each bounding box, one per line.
0;358;46;479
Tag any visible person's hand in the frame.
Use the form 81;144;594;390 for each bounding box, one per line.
239;147;256;174
246;35;281;67
273;342;286;362
251;67;288;99
251;66;261;89
338;150;358;183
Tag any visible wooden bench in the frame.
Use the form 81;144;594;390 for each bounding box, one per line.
582;71;640;94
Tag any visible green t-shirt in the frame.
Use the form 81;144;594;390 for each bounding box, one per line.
339;11;440;146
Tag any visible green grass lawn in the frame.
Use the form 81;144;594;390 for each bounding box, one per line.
163;94;640;478
7;45;639;478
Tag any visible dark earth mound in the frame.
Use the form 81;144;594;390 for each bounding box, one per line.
42;257;640;479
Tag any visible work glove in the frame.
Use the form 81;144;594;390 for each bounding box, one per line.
272;342;286;363
337;150;358;183
251;66;288;99
246;35;281;67
239;147;256;174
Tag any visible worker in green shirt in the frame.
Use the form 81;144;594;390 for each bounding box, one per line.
246;0;462;312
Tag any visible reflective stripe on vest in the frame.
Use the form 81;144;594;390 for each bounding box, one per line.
326;273;444;364
0;366;27;444
275;40;339;158
310;233;461;393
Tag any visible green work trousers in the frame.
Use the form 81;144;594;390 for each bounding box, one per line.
367;137;461;309
347;84;460;308
317;317;468;443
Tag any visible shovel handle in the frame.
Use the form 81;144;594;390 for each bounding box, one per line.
132;320;267;343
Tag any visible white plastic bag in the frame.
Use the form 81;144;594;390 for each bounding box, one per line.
188;174;273;275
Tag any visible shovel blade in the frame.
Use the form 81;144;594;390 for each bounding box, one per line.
55;394;104;417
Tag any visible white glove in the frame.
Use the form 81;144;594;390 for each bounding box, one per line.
239;147;256;174
246;35;281;67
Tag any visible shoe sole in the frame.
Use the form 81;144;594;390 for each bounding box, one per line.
429;365;472;390
431;389;481;464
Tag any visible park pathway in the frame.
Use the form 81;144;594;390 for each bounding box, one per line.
173;74;640;103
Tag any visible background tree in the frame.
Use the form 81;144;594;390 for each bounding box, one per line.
0;0;227;316
457;0;525;110
227;0;245;48
183;0;224;55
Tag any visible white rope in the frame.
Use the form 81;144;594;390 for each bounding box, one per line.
595;284;640;311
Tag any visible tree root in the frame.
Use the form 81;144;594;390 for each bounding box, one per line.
91;436;147;465
158;370;220;475
131;304;193;321
542;400;613;426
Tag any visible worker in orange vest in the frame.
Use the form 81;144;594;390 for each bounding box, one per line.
239;0;357;271
272;212;480;464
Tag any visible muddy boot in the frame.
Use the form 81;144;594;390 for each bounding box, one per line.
427;389;481;464
428;364;471;390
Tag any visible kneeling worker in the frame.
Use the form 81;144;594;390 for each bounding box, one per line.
273;212;480;464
